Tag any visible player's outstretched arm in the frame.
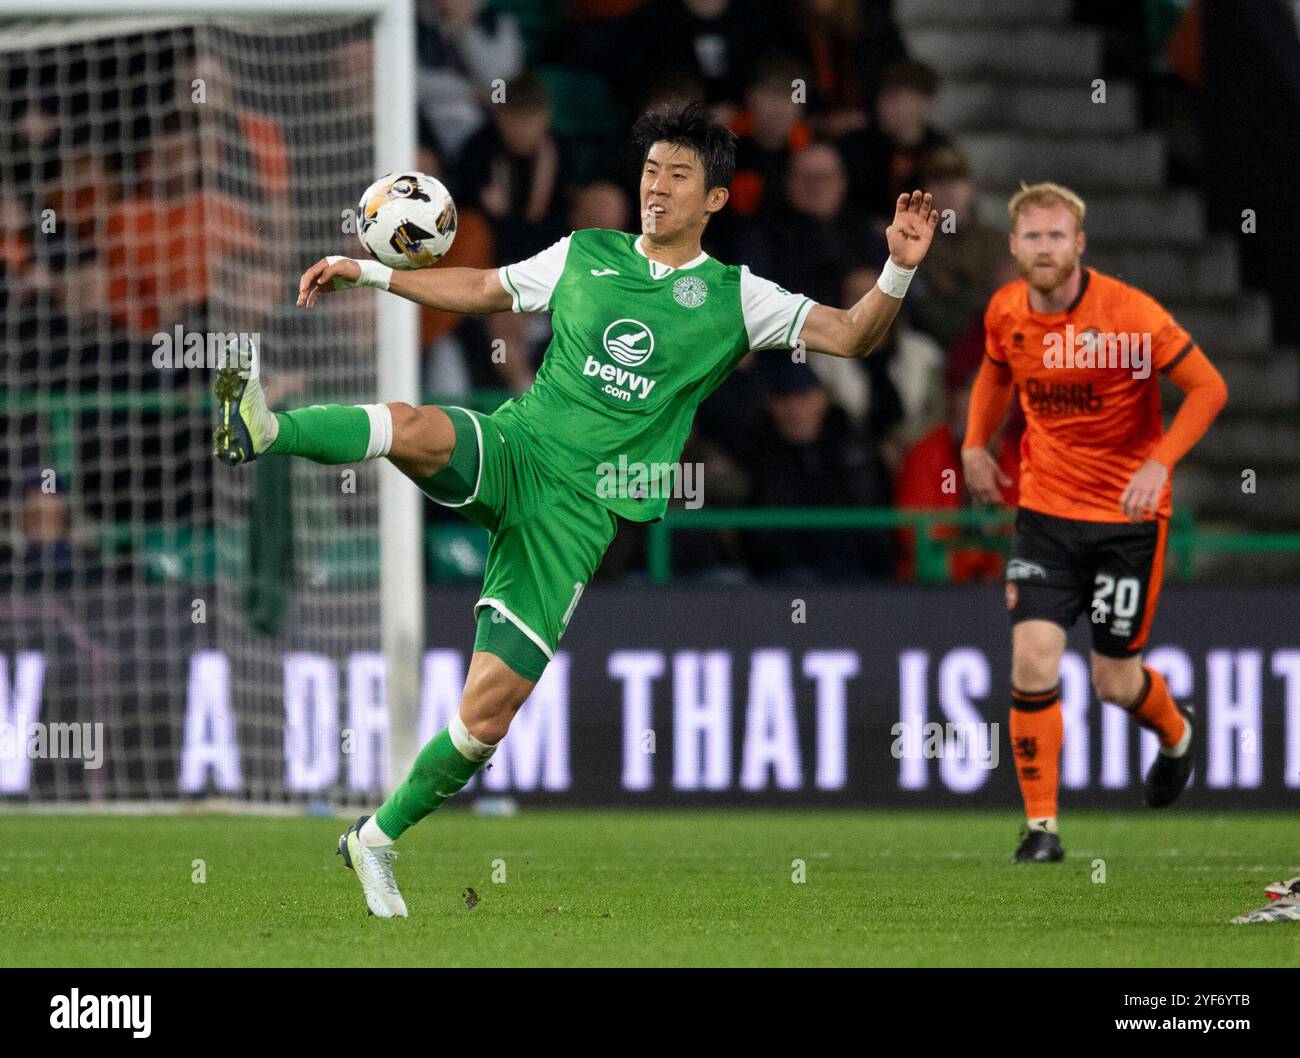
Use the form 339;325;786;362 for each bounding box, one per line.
799;190;940;359
1119;347;1228;521
296;256;513;314
960;355;1016;505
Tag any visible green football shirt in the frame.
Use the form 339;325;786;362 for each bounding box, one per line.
495;228;814;522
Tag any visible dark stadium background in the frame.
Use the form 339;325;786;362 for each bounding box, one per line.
1;0;1297;809
4;0;1296;589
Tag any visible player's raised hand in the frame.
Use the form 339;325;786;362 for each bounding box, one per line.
886;190;940;269
296;257;361;309
1119;457;1169;523
961;446;1013;506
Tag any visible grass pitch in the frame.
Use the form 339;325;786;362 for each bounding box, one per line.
1;810;1296;967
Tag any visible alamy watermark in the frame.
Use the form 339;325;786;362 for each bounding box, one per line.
595;455;703;510
152;326;258;371
0;721;104;770
890;720;1000;770
1042;325;1151;379
50;990;150;1038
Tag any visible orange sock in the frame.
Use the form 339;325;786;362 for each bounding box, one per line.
1010;685;1063;820
1129;666;1186;748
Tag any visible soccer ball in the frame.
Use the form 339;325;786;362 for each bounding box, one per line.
356;171;457;269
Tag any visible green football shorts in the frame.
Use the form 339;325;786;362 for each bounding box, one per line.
412;405;618;682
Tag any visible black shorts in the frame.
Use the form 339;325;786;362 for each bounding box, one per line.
1005;507;1168;658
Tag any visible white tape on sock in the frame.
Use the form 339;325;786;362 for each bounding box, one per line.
1161;716;1193;758
360;403;393;460
449;712;497;763
358;815;394;847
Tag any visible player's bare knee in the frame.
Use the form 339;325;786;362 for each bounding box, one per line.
460;657;533;745
465;711;511;746
461;691;516;744
387;402;454;477
1011;648;1060;692
1091;659;1144;707
1011;622;1065;692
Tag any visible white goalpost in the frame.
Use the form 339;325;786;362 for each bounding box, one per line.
0;0;423;809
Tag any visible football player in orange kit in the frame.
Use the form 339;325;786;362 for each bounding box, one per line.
962;183;1228;863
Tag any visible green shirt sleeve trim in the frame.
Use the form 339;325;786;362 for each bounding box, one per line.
783;298;813;347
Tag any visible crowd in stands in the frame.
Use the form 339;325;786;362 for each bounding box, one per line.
416;0;1020;583
0;0;1028;589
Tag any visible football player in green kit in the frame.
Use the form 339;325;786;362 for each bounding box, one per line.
213;102;939;917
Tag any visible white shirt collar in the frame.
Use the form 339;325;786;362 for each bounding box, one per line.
634;234;709;278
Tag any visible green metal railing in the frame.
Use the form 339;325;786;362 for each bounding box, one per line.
645;506;1300;584
646;506;1016;584
7;387;1300;584
0;386;511;504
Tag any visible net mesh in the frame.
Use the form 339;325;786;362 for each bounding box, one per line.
0;15;390;805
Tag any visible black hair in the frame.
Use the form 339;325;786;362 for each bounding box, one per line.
631;100;737;192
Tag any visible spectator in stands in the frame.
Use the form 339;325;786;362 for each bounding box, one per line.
451;74;569;393
734;139;883;308
1;474;104;592
4;181;148;537
837;59;950;217
328;34;374;113
171;52;294;259
2;188;70;513
599;422;753;583
102;129;264;341
6;97;62;197
907;146;1016;348
43;149;119;254
0;192;38;302
564;0;756;120
175;54;289;195
742;359;894;581
571;180;632;233
894;364;1018;582
808;265;945;468
638;0;781;121
416;0;524;165
42;236;142;393
454;72;566;265
726;57;813;219
419;206;496;398
694;351;768;474
782;0;907;136
0;191;90;397
324;38;389;186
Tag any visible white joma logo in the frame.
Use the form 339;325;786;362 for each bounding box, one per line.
50;989;151;1038
590;268;618;277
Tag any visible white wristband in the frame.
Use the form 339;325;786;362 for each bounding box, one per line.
876;257;916;299
326;254;392;291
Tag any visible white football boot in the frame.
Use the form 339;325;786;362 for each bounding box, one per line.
337;816;409;919
212;334;279;465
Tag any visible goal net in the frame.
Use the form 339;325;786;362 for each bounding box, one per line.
0;3;421;809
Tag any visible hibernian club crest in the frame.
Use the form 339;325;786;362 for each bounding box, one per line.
672;275;707;308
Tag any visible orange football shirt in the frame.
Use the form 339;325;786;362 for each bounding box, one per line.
983;267;1197;522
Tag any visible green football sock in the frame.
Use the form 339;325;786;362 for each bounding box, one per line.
268;405;371;463
373;725;492;840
